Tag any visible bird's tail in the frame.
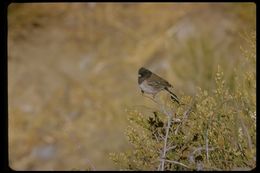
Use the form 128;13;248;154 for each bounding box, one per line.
164;87;180;104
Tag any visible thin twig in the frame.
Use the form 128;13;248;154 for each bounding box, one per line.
152;130;160;142
160;159;190;169
157;132;165;140
143;94;178;171
239;114;253;150
160;113;173;171
175;105;193;135
166;145;177;152
206;128;209;163
188;147;215;164
192;147;215;155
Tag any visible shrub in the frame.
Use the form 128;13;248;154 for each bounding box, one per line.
109;32;256;171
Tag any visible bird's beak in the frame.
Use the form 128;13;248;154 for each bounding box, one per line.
138;74;141;77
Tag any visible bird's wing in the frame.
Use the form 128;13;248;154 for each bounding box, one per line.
146;79;163;90
154;74;172;87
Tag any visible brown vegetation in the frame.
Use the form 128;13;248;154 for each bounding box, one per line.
8;3;255;170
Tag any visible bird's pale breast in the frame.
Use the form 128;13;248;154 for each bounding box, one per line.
139;80;160;94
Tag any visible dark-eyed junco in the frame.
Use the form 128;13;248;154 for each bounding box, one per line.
138;67;179;104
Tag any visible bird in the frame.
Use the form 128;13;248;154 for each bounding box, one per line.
138;67;179;104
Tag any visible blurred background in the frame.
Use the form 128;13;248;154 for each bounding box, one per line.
8;3;255;170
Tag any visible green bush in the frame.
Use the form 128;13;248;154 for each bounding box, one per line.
109;32;256;171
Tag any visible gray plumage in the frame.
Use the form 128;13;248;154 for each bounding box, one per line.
138;67;179;104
